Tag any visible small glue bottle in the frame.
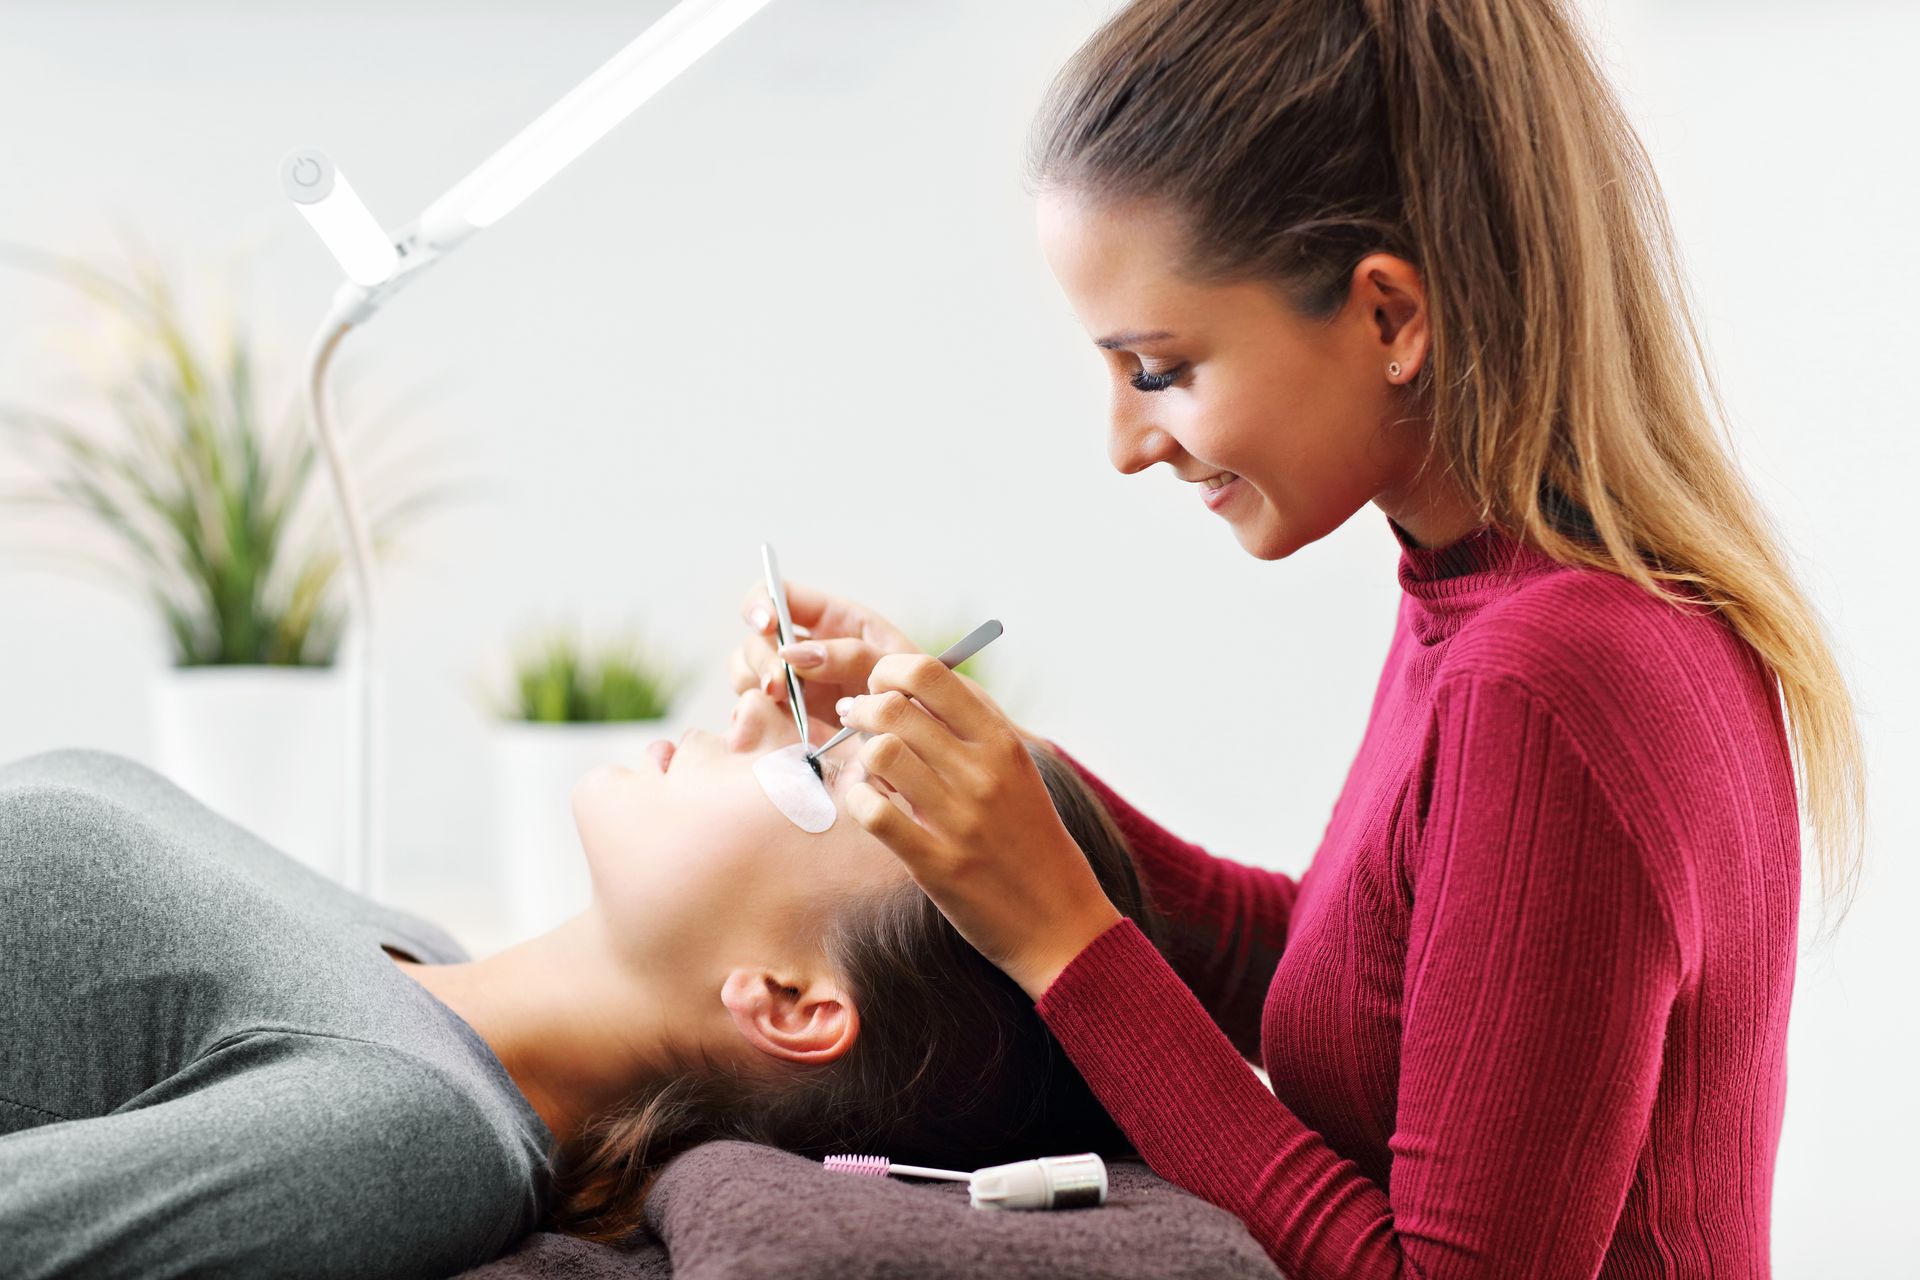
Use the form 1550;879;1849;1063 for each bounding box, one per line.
968;1153;1108;1211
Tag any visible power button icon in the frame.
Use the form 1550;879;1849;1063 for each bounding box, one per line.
280;148;336;204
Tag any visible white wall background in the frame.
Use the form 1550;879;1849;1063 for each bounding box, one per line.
0;0;1911;1271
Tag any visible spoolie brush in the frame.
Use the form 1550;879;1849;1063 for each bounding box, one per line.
821;1154;971;1182
822;1152;1108;1211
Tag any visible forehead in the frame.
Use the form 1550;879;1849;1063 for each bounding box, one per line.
1037;188;1327;356
1035;190;1204;329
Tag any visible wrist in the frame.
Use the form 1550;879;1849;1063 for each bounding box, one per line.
1015;899;1123;1002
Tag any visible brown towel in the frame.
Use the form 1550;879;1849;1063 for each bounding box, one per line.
458;1231;672;1280
459;1140;1282;1279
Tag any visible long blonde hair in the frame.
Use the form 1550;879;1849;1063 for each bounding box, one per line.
1030;0;1864;923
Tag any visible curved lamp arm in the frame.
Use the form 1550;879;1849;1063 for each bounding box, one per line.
283;0;779;899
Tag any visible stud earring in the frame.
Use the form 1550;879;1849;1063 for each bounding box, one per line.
1387;361;1402;379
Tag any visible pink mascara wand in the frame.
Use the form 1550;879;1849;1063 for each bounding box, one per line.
821;1154;972;1182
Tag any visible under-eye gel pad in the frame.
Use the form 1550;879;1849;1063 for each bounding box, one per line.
753;744;835;833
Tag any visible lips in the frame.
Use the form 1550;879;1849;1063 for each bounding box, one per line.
1200;473;1245;512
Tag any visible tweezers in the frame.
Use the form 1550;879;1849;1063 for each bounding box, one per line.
760;543;816;771
807;618;1003;763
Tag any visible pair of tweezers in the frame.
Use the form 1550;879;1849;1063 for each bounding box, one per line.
760;544;1005;777
810;619;1004;760
760;543;818;776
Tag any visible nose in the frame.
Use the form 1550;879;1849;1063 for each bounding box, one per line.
726;687;799;753
1106;400;1184;476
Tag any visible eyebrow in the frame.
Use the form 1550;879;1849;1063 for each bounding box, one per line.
1093;329;1176;350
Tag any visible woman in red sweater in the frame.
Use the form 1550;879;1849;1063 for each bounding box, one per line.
733;1;1863;1274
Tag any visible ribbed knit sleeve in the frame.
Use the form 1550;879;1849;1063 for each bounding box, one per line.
1036;674;1683;1279
1043;741;1297;1060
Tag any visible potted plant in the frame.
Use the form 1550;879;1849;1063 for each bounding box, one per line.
0;243;459;884
480;624;688;942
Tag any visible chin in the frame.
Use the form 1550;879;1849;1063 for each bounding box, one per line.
570;763;653;851
577;762;633;791
1234;517;1300;561
570;763;624;819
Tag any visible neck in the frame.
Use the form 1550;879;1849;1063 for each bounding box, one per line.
1374;455;1485;550
391;906;697;1147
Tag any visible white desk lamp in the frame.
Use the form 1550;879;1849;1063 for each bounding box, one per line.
281;0;778;901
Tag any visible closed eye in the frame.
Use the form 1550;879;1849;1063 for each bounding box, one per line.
1128;362;1187;393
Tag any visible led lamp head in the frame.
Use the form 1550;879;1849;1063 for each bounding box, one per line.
280;149;399;287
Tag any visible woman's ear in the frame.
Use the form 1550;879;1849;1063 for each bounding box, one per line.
1349;251;1429;381
719;967;860;1065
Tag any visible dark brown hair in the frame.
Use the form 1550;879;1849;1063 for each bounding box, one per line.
541;740;1163;1245
1028;0;1860;919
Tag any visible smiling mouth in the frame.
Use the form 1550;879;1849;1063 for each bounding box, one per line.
1198;471;1238;490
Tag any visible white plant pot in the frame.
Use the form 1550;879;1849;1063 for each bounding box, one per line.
149;664;350;885
489;716;683;944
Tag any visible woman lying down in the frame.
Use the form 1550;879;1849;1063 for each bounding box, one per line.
0;684;1161;1277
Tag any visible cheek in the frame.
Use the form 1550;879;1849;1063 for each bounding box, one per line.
1200;356;1378;490
1169;370;1296;499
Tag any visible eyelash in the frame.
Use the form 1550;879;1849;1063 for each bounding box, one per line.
1128;363;1186;393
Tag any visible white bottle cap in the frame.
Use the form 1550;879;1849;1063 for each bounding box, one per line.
968;1153;1108;1211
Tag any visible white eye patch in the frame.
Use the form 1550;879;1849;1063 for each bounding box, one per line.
751;744;836;833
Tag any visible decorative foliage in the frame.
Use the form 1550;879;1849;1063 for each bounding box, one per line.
0;242;462;666
496;625;685;723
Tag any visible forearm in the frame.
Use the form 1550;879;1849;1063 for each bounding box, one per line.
1041;739;1297;1058
1037;920;1397;1276
1036;908;1674;1280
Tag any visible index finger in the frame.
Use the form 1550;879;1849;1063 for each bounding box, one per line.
864;652;1002;743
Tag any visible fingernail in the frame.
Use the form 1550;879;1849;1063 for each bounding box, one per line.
835;696;854;719
781;642;825;668
749;606;771;632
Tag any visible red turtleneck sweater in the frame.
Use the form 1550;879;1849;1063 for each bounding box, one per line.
1037;517;1800;1279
